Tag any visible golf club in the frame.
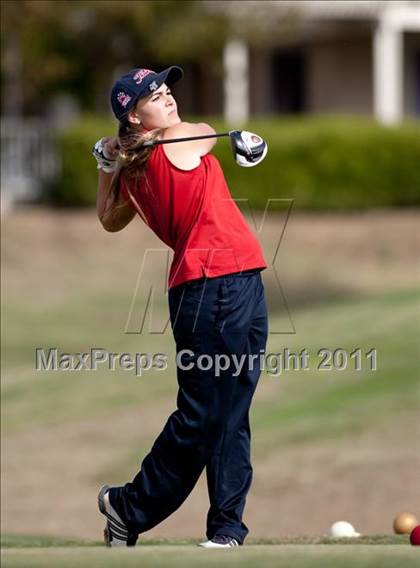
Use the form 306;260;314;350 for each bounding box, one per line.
141;130;268;168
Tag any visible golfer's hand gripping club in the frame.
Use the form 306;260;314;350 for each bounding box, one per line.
92;137;119;173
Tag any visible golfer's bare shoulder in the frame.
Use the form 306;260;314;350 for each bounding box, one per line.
162;122;217;171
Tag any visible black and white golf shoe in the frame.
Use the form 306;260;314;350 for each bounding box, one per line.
198;534;240;548
97;485;138;547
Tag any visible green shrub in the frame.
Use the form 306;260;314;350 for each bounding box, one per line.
51;115;115;207
52;115;420;209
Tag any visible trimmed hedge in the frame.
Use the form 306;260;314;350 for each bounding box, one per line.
52;114;420;209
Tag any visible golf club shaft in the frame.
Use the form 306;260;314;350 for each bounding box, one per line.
142;132;231;147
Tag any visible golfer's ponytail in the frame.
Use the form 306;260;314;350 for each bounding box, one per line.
103;116;163;222
117;118;163;181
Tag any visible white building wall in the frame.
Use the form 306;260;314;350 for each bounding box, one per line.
223;38;250;126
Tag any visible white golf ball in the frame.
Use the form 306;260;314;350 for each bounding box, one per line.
328;521;361;538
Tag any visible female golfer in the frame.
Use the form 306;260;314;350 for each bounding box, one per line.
93;65;268;548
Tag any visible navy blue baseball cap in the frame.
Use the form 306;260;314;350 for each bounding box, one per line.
110;65;184;121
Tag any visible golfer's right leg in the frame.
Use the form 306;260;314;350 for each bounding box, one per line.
109;404;208;534
108;279;220;535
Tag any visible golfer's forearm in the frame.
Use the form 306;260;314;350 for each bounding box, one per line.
96;170;115;218
96;171;135;232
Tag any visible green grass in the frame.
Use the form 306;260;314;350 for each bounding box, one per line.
2;287;419;452
0;533;410;548
250;287;420;452
1;289;176;433
2;535;415;568
1;544;417;568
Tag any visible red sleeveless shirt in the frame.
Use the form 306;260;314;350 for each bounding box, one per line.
119;144;267;289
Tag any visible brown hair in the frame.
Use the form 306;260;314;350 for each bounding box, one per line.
103;114;164;225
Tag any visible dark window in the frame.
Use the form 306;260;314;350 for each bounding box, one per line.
271;50;306;113
415;51;420;115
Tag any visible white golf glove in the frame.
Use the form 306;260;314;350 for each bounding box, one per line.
92;138;118;173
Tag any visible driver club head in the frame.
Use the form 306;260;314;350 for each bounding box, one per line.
229;130;268;168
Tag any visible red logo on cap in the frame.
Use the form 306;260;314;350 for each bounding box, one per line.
251;135;261;143
133;69;154;85
117;91;132;107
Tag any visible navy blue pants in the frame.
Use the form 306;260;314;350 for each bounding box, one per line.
110;268;268;544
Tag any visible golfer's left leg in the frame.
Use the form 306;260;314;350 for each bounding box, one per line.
205;272;268;544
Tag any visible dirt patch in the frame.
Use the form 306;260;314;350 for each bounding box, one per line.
247;411;420;537
1;398;178;538
2;206;419;306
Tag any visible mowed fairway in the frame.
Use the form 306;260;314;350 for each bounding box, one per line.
2;546;418;568
1;536;417;568
2;208;419;548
